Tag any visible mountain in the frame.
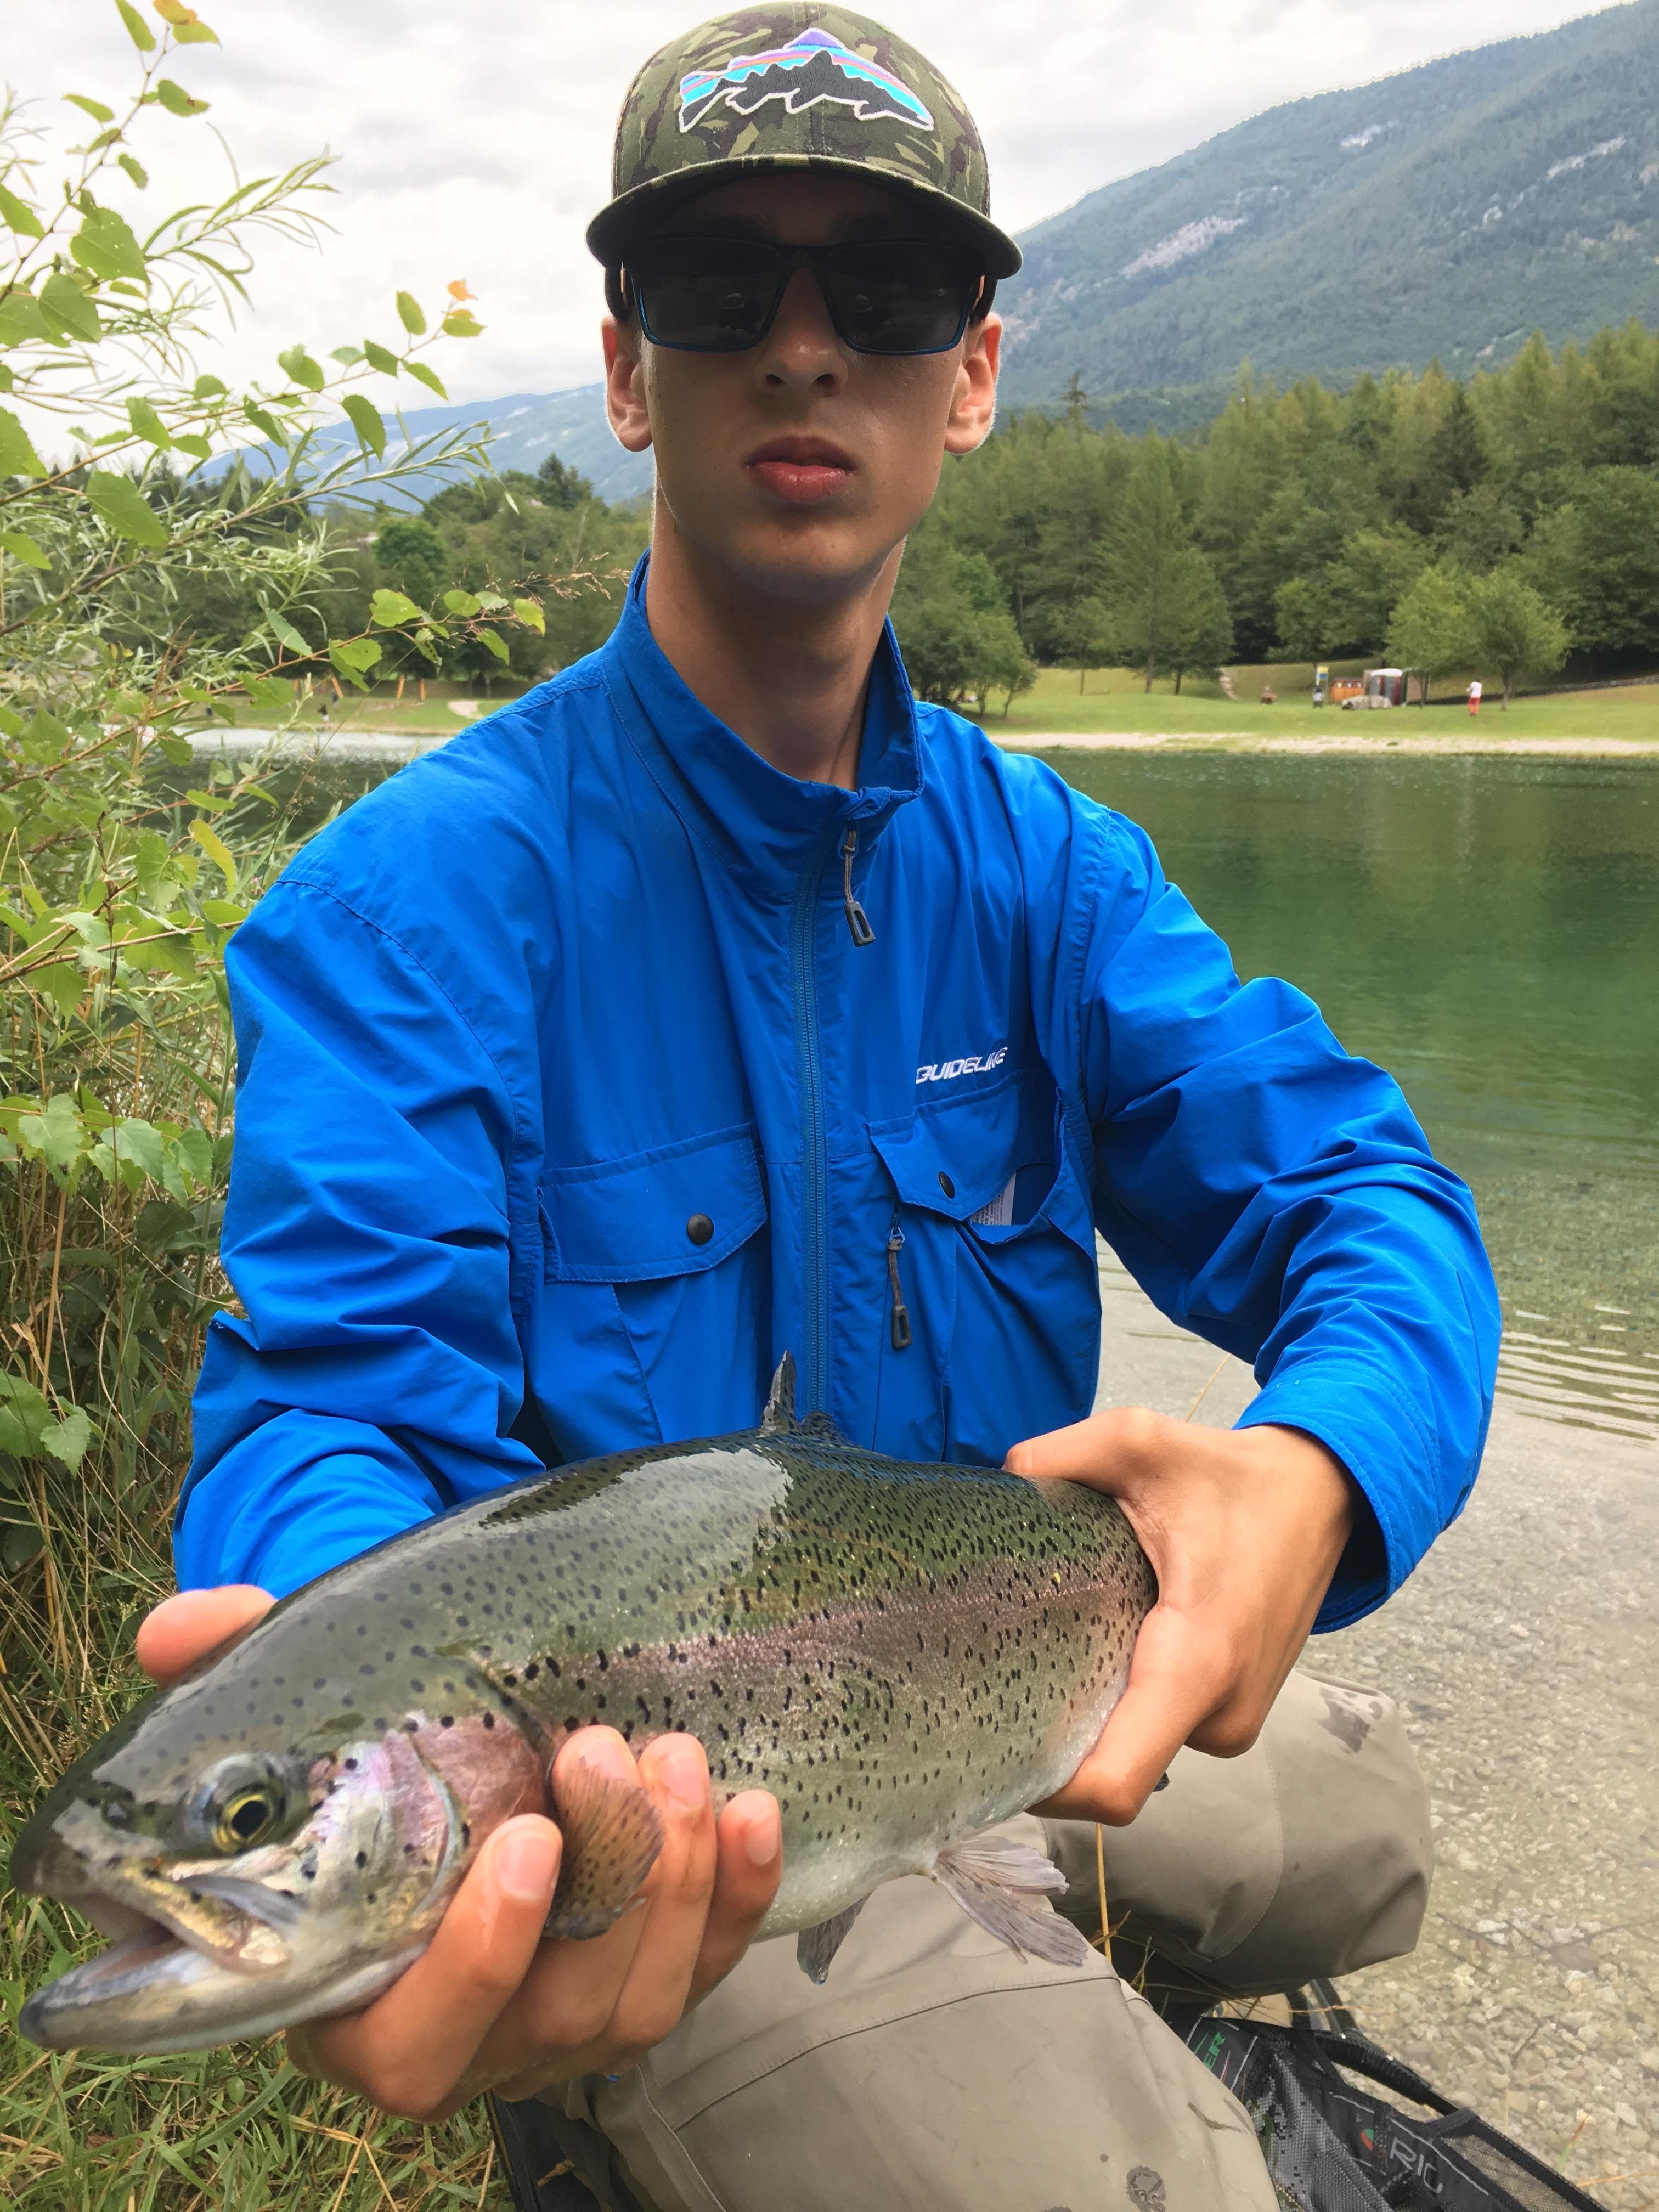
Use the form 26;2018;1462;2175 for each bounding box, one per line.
271;385;654;510
996;0;1659;410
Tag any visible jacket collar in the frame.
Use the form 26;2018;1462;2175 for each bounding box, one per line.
599;555;923;902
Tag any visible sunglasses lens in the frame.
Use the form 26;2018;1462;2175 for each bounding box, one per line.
822;241;977;353
629;239;780;351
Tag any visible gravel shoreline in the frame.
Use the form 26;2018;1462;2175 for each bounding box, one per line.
1096;1257;1659;2209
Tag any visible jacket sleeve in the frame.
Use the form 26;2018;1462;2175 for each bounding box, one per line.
176;875;541;1599
1071;809;1500;1630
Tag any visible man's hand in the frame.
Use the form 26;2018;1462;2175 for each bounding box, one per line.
138;1589;783;2118
1004;1411;1357;1826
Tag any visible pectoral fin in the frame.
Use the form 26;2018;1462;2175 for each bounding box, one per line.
545;1755;665;1941
795;1897;867;1984
932;1833;1090;1968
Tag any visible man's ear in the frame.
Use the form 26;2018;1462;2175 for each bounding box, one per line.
602;315;653;454
944;311;1001;458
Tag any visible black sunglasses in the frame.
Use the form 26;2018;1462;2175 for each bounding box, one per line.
623;235;986;357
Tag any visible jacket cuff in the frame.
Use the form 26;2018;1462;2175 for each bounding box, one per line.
1234;1356;1445;1632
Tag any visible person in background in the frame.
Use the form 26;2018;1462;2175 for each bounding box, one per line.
140;10;1497;2208
1468;678;1483;715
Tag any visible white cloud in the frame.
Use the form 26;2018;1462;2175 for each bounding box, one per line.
5;0;1599;406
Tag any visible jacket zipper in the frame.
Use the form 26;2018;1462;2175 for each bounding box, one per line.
790;821;842;1415
885;1220;912;1351
840;828;874;946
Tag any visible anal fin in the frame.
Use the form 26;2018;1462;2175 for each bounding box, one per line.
795;1897;867;1984
932;1832;1090;1969
545;1753;665;1941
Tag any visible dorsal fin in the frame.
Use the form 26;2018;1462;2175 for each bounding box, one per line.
761;1351;798;1435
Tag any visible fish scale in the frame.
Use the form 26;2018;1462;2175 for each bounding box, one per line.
13;1357;1156;2055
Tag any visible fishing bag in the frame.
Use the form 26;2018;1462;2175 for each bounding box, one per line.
1186;2018;1604;2212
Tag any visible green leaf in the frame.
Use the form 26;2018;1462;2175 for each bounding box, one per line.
264;610;309;656
396;290;426;335
341;391;386;457
64;94;116;124
117;151;149;189
108;1115;167;1181
476;591;509;611
200;898;245;927
172;431;211;461
241;674;290;711
133;932;195;980
39;270;103;342
370;586;422;626
184;785;228;812
400;359;447;402
86;469;168;546
0;531;49;569
443;588;481;616
478;625;509;663
359;338;398;376
0;180;43;239
115;0;157;50
126;393;172;450
441;311;483;338
155;78;209;117
328;637;381;690
243;400;285;445
72;206;146;281
189;816;236;893
513;596;545;635
156;735;192;766
193;371;227;399
0;406;45;478
276;344;325;393
173;19;220;42
329;345;364;365
18;1093;88;1174
41;1408;93;1472
31;963;84;1017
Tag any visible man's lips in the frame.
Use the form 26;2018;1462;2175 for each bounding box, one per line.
746;437;856;506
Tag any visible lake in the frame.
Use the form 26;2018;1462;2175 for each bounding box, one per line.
1040;749;1659;1448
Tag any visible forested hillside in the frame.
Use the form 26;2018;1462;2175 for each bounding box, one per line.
890;324;1659;706
998;0;1659;409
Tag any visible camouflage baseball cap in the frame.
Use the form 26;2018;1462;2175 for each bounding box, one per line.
586;6;1020;278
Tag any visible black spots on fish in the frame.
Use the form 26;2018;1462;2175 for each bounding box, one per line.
502;1671;517;1687
355;1850;368;1868
359;1665;376;1678
461;1821;471;1846
404;1719;420;1734
482;1712;496;1730
523;1663;540;1683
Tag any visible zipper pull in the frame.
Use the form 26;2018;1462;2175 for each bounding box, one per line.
841;828;874;947
885;1223;912;1351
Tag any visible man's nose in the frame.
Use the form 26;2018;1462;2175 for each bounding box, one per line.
756;267;847;392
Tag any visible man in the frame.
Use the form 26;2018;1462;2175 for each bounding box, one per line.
146;9;1498;2205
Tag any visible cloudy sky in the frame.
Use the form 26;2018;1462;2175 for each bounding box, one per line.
10;0;1605;406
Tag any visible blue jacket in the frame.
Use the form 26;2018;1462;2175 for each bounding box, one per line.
180;561;1499;1627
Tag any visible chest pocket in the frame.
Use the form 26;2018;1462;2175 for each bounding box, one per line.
537;1123;771;1447
867;1075;1100;1465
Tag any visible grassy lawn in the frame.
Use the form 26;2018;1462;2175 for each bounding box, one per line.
968;665;1659;745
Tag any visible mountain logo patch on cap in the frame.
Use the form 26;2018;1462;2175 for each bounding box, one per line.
678;25;935;135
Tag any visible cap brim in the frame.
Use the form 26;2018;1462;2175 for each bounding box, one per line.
586;157;1022;279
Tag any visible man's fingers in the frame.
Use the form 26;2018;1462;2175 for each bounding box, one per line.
135;1586;273;1685
686;1788;782;2006
1034;1606;1229;1825
287;1812;561;2118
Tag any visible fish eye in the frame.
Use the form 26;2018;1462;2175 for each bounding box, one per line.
217;1785;283;1852
183;1756;290;1855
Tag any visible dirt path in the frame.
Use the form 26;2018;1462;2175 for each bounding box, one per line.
1096;1255;1659;2208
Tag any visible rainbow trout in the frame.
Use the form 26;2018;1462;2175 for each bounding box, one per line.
14;1357;1154;2055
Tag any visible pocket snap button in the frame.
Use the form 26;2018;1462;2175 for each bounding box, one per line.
686;1212;715;1246
937;1172;955;1198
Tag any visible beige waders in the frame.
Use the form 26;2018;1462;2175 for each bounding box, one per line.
545;1671;1430;2211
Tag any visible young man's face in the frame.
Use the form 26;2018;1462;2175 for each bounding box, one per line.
603;172;1001;605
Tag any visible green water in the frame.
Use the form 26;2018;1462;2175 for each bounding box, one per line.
1046;750;1659;1446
